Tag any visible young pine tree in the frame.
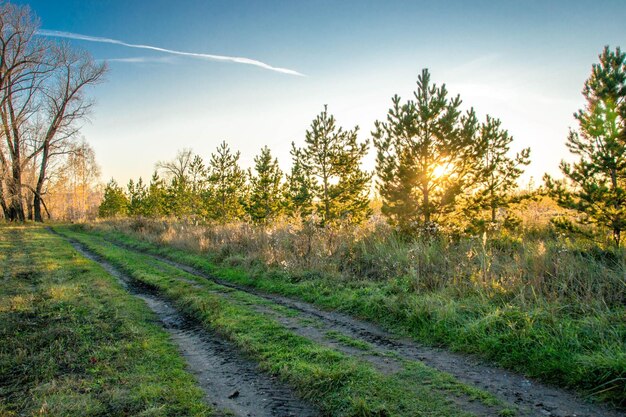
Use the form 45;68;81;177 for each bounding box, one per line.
472;116;531;224
127;178;148;216
157;149;196;217
284;152;314;219
246;146;284;224
292;105;371;226
205;141;247;222
545;46;626;246
188;154;208;217
98;179;128;218
144;171;166;217
373;68;480;235
164;175;194;218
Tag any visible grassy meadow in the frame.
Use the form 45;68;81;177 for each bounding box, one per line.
0;225;213;416
82;209;626;407
55;224;515;417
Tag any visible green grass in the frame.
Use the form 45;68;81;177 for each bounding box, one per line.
76;223;626;407
325;330;373;351
0;225;212;417
57;225;511;417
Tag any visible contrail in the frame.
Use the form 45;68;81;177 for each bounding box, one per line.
36;29;305;76
104;56;178;64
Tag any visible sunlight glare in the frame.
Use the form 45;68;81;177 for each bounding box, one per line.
432;164;452;179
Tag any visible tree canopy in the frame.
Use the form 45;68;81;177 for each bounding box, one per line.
373;69;481;234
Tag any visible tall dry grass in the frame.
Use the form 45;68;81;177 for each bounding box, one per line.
93;205;626;311
82;200;626;405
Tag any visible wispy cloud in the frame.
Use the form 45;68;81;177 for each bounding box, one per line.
36;29;305;76
104;56;178;64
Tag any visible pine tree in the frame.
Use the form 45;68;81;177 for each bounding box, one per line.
292;105;371;226
373;68;480;234
157;149;195;217
188;155;207;217
472;116;531;224
332;141;372;225
205;141;247;222
164;176;194;218
127;177;148;215
284;150;314;219
144;171;166;217
98;179;128;218
246;146;284;224
545;46;626;246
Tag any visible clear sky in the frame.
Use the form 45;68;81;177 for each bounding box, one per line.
15;0;626;186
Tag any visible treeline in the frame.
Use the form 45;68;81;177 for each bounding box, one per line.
100;106;373;227
102;70;531;234
101;46;626;245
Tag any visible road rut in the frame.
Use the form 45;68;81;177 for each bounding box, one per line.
66;237;319;417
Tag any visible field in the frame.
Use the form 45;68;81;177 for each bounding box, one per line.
1;223;624;417
1;1;625;416
0;225;211;416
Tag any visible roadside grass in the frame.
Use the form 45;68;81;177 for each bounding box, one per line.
0;225;212;417
325;331;373;352
76;222;626;407
57;225;510;417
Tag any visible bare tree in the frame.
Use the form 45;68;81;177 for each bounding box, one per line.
0;3;52;220
0;3;106;221
32;43;106;221
156;148;194;184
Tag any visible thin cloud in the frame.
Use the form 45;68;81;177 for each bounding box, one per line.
36;29;305;76
104;56;178;64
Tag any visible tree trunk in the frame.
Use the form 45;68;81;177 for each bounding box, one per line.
34;143;49;222
7;163;24;221
610;168;621;247
26;193;33;221
33;193;42;222
0;181;10;219
32;191;50;221
423;186;430;224
490;185;497;223
33;170;46;223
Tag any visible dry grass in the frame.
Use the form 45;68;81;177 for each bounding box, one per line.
79;209;626;405
94;202;626;310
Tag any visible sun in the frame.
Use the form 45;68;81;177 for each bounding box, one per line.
431;163;452;179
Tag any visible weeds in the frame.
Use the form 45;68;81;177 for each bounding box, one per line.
79;217;626;406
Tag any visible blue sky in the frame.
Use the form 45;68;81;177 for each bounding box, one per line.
16;0;626;185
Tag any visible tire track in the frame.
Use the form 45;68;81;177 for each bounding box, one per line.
145;257;506;416
100;234;624;417
64;236;319;417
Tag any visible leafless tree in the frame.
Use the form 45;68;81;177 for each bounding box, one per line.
156;148;194;184
0;2;106;221
32;43;106;221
